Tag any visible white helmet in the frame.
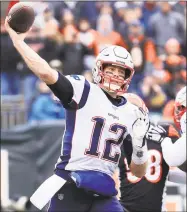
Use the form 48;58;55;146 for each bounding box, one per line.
174;86;186;129
175;86;186;107
92;45;134;94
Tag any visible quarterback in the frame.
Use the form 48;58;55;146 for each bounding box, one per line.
5;18;149;211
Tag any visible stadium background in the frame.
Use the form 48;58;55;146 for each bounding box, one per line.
1;1;186;211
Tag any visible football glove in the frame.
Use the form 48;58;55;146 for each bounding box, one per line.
132;107;150;148
146;124;167;143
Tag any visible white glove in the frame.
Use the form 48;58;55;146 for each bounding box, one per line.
132;107;150;148
146;125;167;143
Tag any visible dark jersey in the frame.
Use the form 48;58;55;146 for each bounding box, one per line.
119;123;179;212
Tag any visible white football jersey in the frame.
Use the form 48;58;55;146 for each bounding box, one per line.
180;112;186;134
55;75;138;177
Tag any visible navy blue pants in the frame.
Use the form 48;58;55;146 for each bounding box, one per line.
48;182;123;212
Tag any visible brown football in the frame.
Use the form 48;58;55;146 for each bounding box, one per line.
7;2;35;33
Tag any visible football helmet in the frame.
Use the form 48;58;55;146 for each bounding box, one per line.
174;86;186;129
92;45;134;94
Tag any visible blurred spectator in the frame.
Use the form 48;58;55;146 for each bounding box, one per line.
35;7;59;36
148;2;185;55
77;19;95;80
1;18;22;95
90;14;127;55
125;20;157;93
48;1;77;24
29;81;65;122
162;81;186;122
172;1;186;16
49;60;63;74
155;38;186;99
117;6;142;40
74;2;98;28
59;9;78;42
128;2;143;20
78;19;95;48
34;6;62;44
141;2;159;32
172;1;187;56
18;26;46;105
99;2;113;16
113;2;128;31
57;30;93;76
140;76;167;114
126;1;143;8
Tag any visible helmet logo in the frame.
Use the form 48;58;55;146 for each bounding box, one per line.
116;60;125;65
113;46;128;59
102;50;109;56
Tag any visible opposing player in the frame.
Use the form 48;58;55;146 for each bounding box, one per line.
118;93;186;212
5;18;150;211
147;86;186;172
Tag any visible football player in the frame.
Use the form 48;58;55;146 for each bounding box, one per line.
147;86;186;172
5;19;150;211
118;93;186;212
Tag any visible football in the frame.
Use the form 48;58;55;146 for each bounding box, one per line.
7;2;35;33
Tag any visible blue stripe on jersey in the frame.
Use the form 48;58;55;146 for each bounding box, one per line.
78;79;90;109
56;79;90;170
117;96;127;107
57;110;76;170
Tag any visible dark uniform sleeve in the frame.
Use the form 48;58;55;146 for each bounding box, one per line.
122;134;133;165
47;72;74;109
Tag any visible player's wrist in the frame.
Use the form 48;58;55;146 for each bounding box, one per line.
132;142;148;165
13;39;24;48
132;136;146;148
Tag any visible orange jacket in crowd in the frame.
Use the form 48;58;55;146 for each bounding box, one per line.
89;29;128;56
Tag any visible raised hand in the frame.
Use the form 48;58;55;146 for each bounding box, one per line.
4;17;29;44
132;107;150;148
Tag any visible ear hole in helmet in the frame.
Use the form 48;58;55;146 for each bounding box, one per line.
124;68;131;80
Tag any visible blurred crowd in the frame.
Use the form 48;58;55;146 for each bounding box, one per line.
1;1;186;123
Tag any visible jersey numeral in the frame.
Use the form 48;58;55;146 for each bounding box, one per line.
125;149;162;183
85;117;127;163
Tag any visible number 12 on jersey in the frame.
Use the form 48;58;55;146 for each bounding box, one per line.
85;117;127;163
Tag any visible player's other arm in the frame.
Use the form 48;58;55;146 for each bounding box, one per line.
130;158;148;178
146;124;186;167
161;134;186;167
130;108;149;178
124;143;148;178
123;133;148;178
